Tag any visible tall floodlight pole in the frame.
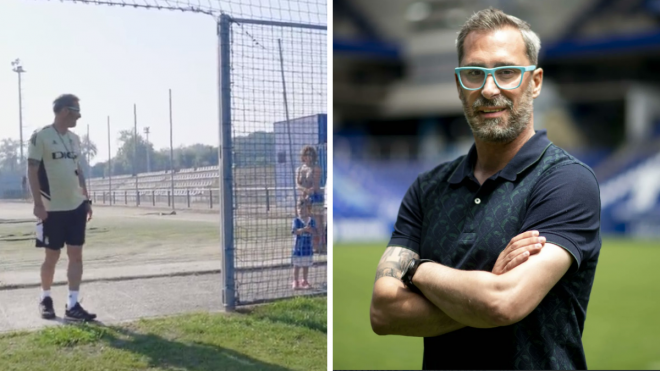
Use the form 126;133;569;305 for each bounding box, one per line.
107;116;112;205
169;89;175;211
144;126;151;173
134;104;139;205
11;59;26;167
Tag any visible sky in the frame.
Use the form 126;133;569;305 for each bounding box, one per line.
0;0;327;165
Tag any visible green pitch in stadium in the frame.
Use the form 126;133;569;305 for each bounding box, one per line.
369;8;601;370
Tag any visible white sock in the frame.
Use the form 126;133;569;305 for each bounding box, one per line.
40;290;51;300
67;291;79;308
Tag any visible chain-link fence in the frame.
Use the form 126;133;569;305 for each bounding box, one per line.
218;14;327;308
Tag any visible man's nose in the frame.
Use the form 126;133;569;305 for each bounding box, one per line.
481;74;501;100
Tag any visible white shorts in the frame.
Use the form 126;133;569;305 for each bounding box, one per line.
292;255;313;267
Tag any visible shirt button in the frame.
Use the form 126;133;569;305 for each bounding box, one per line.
474;198;481;204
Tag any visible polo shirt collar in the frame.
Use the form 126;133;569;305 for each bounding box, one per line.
448;130;552;184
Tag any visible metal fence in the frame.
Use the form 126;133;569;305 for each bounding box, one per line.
89;186;323;213
218;14;327;309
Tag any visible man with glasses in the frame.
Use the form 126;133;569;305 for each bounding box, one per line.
27;94;96;322
370;8;601;370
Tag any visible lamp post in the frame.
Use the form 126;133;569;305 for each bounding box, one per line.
11;59;26;167
144;126;151;173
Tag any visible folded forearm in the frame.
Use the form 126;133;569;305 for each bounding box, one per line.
371;277;466;337
414;264;501;328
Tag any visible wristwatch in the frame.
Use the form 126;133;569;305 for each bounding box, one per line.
401;258;434;295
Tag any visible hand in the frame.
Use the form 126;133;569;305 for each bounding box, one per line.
86;202;93;221
34;204;48;221
492;230;546;275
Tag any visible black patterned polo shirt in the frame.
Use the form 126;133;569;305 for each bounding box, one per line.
388;130;601;370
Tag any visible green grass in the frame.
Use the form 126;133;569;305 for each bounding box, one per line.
0;208;295;276
0;296;326;371
0;214;290;249
334;239;660;370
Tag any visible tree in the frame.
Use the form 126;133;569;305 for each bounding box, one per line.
80;134;98;163
91;162;106;178
0;138;21;173
233;131;275;166
86;130;279;178
78;134;98;178
114;130;155;175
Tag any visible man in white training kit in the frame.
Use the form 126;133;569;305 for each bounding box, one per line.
27;94;96;321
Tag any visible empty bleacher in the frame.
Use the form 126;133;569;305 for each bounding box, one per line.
87;165;281;211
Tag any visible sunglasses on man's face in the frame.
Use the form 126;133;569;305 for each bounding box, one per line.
66;106;80;113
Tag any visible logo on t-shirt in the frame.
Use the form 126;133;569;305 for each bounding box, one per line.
52;151;78;160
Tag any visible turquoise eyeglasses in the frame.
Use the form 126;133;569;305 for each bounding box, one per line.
455;65;536;90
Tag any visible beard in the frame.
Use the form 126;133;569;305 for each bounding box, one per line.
460;83;534;144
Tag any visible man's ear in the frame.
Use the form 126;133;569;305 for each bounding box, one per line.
532;68;543;98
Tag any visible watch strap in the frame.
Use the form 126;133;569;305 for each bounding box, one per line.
402;258;434;294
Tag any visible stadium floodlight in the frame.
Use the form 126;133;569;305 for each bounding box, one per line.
11;59;26;167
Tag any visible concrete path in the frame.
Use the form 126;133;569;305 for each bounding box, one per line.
0;261;221;289
0;273;224;333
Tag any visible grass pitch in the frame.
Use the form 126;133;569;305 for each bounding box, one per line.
334;238;660;370
0;296;326;371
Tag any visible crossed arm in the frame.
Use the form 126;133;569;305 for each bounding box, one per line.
370;246;468;337
296;166;322;196
293;224;317;235
370;238;573;337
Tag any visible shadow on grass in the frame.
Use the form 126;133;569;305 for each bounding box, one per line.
107;326;292;371
40;322;292;371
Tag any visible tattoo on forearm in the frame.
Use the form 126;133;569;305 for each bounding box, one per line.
375;262;398;281
380;247;396;261
375;246;419;283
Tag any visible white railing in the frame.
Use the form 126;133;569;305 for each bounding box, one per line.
90;186;325;211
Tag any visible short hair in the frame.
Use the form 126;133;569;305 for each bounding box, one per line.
300;145;318;163
53;94;80;113
456;8;541;66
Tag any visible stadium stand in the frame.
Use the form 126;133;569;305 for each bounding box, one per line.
334;0;660;240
